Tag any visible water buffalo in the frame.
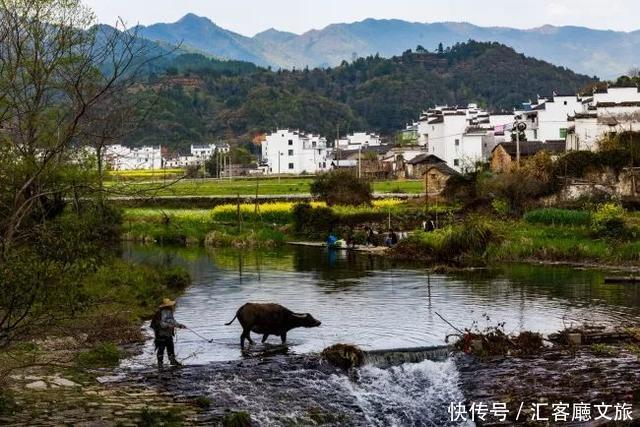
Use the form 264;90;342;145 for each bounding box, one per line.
225;303;321;347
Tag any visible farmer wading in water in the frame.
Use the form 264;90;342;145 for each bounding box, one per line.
151;298;186;367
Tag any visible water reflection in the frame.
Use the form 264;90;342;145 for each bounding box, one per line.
123;244;640;364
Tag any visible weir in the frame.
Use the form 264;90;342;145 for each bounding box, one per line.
364;345;451;368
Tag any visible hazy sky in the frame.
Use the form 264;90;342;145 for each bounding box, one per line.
83;0;639;36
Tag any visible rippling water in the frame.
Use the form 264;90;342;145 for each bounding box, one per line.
123;244;640;365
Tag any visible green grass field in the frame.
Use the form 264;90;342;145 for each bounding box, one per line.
108;177;424;197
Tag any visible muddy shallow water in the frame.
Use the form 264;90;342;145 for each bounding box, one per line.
118;244;640;425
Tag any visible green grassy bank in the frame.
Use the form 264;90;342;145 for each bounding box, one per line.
107;177;424;197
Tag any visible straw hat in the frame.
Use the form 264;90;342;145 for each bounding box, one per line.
159;298;177;309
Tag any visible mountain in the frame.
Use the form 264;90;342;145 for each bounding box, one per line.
136;13;267;66
125;41;596;152
134;15;640;79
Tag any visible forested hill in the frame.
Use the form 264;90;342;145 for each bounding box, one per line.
126;41;596;152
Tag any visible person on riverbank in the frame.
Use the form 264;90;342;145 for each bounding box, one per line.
365;226;377;247
151;298;186;368
385;230;399;247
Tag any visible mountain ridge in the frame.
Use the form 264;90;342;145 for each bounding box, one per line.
125;41;596;151
134;15;640;78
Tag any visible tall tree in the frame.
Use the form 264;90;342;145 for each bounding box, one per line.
0;0;161;345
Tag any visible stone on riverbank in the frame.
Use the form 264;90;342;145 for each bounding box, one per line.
25;381;48;391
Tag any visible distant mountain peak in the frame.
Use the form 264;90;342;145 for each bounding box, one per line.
177;13;213;25
137;15;640;79
252;28;297;46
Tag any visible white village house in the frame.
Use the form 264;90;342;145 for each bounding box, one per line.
335;132;383;150
516;94;583;143
567;86;640;151
164;143;231;169
411;103;514;172
103;144;162;170
262;129;329;174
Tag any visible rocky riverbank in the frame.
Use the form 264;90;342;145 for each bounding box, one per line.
4;337;640;426
453;325;640;425
456;346;640;425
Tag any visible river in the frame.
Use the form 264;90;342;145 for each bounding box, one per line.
120;244;640;425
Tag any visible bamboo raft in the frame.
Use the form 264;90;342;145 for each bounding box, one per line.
287;241;389;254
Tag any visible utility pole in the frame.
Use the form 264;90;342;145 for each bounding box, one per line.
358;145;362;178
513;119;527;168
278;150;281;183
631;124;636;196
336;123;341;165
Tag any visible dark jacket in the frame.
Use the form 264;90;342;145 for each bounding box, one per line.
152;308;183;339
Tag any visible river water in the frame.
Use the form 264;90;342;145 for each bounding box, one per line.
121;244;640;425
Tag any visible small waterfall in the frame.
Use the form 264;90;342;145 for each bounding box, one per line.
364;345;451;368
332;357;468;427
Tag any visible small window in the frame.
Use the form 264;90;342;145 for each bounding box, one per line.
559;128;568;139
288;139;293;146
288;163;294;169
430;173;437;181
455;139;460;146
453;159;460;166
288;149;294;156
564;101;568;105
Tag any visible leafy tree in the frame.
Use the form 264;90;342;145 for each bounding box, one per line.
310;170;372;206
0;0;157;345
123;41;595;152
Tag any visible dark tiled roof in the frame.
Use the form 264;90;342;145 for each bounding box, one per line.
423;163;460;176
572;112;598;119
331;145;390;160
492;140;566;157
407;153;446;165
597;101;640;107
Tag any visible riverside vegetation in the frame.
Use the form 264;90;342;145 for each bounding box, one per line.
123;137;640;270
0;0;638;423
0;0;203;423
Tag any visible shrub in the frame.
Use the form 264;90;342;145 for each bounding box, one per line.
590;343;617;357
292;202;337;238
481;169;547;216
310;170;372;206
551;148;632;185
392;217;499;263
591;203;627;238
76;343;122;368
162;267;191;290
524;208;591;226
491;199;509;217
193;396;212;409
442;170;486;203
139;407;184;427
222;411;252;427
83;260;189;319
